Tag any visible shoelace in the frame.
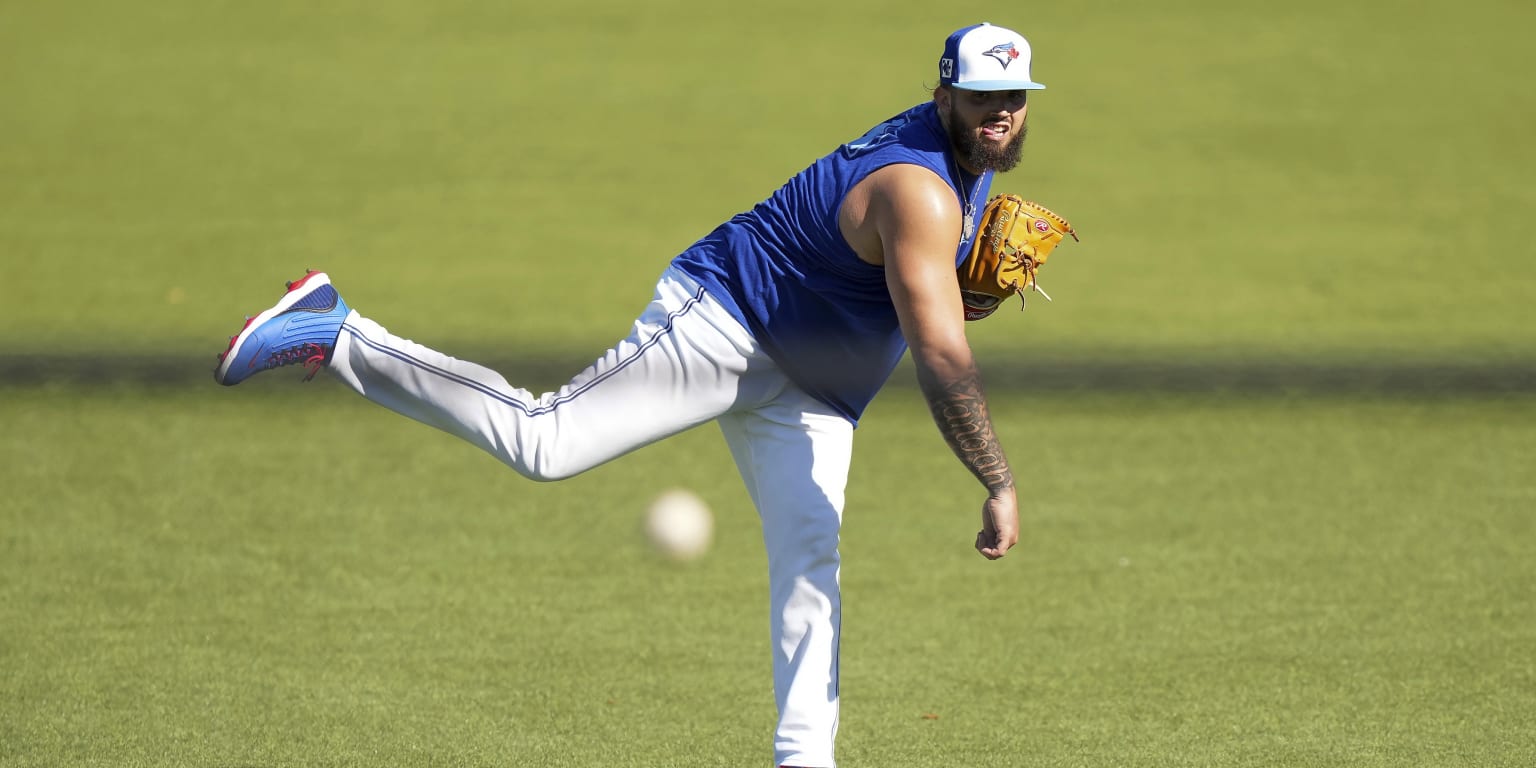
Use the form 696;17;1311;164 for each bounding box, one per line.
265;342;332;381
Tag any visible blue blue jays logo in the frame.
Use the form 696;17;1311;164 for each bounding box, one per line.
983;42;1022;70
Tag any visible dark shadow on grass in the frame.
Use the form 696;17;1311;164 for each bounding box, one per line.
3;352;1534;396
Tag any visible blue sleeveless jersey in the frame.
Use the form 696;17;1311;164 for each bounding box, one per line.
671;101;993;423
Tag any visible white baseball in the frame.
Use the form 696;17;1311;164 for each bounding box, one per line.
644;488;713;561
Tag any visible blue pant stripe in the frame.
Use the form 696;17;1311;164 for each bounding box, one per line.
341;287;708;417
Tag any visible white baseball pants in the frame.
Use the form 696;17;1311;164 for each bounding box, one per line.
327;266;850;768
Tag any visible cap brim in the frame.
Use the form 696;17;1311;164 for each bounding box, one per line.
951;80;1046;91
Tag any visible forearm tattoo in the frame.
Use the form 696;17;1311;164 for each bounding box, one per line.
919;363;1013;493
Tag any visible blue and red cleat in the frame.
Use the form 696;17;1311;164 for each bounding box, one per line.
215;270;349;386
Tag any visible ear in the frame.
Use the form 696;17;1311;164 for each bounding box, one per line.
932;85;951;112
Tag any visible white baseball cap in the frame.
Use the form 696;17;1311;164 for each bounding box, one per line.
938;22;1046;91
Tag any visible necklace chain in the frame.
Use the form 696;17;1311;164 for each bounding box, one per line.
953;159;983;241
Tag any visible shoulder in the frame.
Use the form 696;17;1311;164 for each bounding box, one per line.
839;162;962;266
861;163;960;224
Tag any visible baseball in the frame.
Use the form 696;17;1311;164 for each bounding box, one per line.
644;488;714;561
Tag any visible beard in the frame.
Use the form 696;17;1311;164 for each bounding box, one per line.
948;105;1027;173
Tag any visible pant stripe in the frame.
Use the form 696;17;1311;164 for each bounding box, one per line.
339;286;707;416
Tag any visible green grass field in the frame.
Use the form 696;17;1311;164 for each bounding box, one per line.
3;1;1533;766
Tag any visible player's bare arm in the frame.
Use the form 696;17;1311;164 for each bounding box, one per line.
844;164;1020;559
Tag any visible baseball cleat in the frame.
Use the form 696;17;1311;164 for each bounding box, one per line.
214;270;349;386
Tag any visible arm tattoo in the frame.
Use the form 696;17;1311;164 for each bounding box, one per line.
918;362;1014;493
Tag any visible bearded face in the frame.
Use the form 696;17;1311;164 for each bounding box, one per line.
945;90;1029;173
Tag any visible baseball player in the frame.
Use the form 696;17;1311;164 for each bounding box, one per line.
216;22;1054;768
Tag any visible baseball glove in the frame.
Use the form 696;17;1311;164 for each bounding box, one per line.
957;194;1078;321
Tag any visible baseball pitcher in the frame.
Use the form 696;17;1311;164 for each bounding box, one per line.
215;22;1076;768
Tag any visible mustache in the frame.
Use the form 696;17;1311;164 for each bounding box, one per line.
948;109;1028;173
